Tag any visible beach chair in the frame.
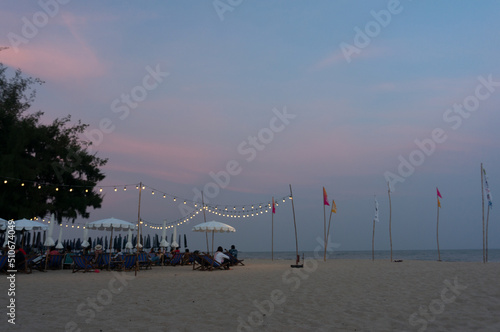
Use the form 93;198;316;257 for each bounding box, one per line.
0;255;7;273
63;253;75;269
168;253;183;266
72;255;96;273
194;254;229;271
115;254;137;272
46;254;64;270
225;250;244;266
137;252;152;270
27;254;45;272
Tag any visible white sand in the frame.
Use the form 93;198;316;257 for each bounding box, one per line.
1;259;500;331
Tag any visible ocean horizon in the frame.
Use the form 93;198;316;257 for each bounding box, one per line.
239;249;500;262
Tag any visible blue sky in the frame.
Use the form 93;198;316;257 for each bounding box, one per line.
1;1;499;253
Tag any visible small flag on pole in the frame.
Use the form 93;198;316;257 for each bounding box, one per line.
374;196;379;222
437;187;442;208
272;197;276;214
331;200;337;213
323;187;329;206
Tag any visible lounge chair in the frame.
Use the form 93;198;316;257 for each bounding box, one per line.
63;253;75;269
193;254;229;271
72;255;96;273
225;250;244;266
137;252;152;270
0;255;8;272
114;254;137;272
46;254;64;270
168;253;183;266
27;254;45;272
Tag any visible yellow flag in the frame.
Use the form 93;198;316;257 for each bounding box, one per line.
331;200;337;213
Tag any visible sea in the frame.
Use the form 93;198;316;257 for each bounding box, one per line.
239;249;500;262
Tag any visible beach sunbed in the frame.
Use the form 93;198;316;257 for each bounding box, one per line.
193;254;229;271
63;253;75;269
114;254;137;272
72;255;96;273
46;254;64;270
27;254;45;272
137;252;152;270
168;253;183;266
224;250;244;266
0;255;8;272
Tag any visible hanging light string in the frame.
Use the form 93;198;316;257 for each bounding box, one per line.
2;176;291;229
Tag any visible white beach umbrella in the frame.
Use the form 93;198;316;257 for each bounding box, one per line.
159;219;169;248
13;218;49;231
192;221;236;254
87;217;137;269
55;224;64;249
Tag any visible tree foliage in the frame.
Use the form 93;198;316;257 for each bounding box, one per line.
0;63;107;222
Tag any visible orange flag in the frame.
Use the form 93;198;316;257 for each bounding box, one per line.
331;200;337;213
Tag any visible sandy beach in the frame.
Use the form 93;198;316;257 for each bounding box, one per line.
1;258;500;332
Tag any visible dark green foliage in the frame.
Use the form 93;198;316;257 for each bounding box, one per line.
0;63;107;222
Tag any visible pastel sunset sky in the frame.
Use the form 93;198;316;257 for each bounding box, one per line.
1;1;499;252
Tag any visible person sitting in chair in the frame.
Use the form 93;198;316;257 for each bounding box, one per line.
229;245;238;259
214;246;230;269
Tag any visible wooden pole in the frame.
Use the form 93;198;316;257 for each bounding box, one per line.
289;184;299;265
372;219;375;262
272;196;274;261
135;182;142;276
481;163;485;263
437;198;441;261
201;191;209;254
325;202;333;260
486;205;490;262
387;182;393;262
108;228;113;271
323;200;327;262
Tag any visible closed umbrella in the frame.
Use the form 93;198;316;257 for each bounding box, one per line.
171;225;179;248
55;223;64;249
81;226;90;248
125;229;134;251
44;215;56;247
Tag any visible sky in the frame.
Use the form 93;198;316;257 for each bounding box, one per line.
1;0;499;253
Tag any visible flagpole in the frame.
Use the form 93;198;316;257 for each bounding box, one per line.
325;201;333;261
323;196;327;262
387;182;393;262
201;191;209;254
135;181;142;276
481;163;485;263
486;204;490;262
289;184;301;267
436;195;441;262
372;219;375;262
271;196;274;261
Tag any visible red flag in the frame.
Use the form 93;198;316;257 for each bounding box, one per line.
323;187;330;206
436;187;442;198
272;197;276;214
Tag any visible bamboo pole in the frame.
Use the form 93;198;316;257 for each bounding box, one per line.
201;191;209;254
387;182;393;262
372;219;375;262
323;197;327;262
325;202;333;261
271;196;274;261
486;205;490;262
436;198;441;261
108;228;113;271
135;181;142;276
289;184;300;266
481;163;485;263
